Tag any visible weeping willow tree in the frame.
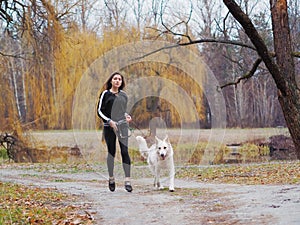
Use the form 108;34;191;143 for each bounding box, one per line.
122;28;206;130
124;62;205;128
19;1;62;129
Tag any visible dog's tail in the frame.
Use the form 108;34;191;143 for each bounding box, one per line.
135;136;149;158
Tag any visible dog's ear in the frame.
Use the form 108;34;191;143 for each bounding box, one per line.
155;136;160;144
163;135;169;143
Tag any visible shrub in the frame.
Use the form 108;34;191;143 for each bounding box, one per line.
239;143;270;163
128;147;145;165
0;147;8;159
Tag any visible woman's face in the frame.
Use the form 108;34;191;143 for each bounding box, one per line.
111;74;122;89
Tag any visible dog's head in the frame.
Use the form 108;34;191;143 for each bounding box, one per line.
155;135;172;160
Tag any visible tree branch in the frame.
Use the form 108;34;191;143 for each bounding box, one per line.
0;51;29;60
133;38;257;61
220;58;262;89
179;39;256;50
160;2;193;43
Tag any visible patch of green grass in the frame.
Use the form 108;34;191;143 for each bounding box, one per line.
53;179;65;182
21;173;40;178
0;147;8;160
172;187;207;197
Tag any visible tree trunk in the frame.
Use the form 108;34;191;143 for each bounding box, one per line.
9;59;22;120
270;0;300;159
223;0;300;159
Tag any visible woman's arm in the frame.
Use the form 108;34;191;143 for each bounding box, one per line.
97;90;111;122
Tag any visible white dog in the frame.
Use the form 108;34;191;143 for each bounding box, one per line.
136;135;175;192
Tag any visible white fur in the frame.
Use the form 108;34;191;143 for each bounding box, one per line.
136;135;175;192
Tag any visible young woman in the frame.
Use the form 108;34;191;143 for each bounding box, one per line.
97;72;132;192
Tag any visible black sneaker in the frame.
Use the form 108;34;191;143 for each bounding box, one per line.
125;181;132;192
109;178;115;192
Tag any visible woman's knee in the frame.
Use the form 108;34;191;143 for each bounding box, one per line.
121;152;131;165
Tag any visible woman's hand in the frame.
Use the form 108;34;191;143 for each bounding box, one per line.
109;120;118;131
125;114;132;123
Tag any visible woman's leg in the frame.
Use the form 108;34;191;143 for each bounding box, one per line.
119;137;131;178
104;127;116;177
119;137;132;192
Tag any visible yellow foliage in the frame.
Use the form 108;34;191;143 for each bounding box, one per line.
124;61;205;127
53;27;139;129
1;16;205;130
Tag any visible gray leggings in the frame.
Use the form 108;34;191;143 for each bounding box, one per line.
103;126;131;177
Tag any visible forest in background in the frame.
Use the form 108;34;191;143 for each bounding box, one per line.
0;0;299;131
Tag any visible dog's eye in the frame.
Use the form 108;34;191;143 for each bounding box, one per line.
164;147;167;149
158;147;161;150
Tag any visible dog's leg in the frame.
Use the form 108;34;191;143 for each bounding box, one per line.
153;177;161;189
149;165;158;189
156;166;164;190
168;158;175;192
154;166;159;189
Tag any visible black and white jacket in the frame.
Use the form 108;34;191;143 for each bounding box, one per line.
97;89;128;127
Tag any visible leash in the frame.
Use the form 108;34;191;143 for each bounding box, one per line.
129;120;150;139
115;119;150;139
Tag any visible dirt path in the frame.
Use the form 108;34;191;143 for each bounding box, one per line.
0;166;299;225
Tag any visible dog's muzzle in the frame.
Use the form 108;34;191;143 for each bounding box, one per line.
160;154;166;160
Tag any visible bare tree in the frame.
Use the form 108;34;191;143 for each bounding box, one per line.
151;0;300;158
149;0;163;26
103;0;127;29
124;0;146;32
223;0;300;158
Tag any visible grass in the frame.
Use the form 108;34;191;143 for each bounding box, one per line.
8;162;100;174
0;182;94;224
176;161;300;185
